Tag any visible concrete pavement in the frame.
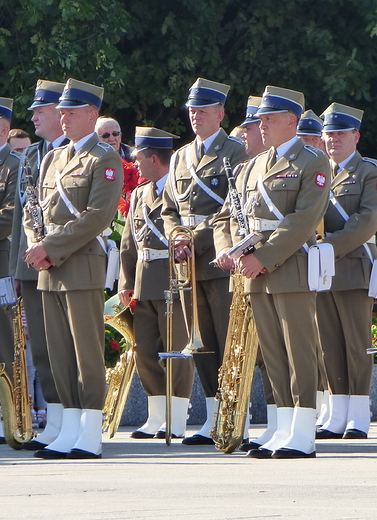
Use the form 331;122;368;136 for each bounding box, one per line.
1;423;377;520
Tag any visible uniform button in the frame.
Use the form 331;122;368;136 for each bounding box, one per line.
190;207;195;211
60;256;65;261
344;189;349;193
192;191;196;195
51;201;56;205
275;264;279;268
89;248;93;252
272;184;276;188
282;183;286;187
202;247;206;251
335;255;340;260
73;182;78;186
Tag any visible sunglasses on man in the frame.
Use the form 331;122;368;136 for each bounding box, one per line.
100;131;121;138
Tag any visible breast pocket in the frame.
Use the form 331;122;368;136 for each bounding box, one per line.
268;176;301;212
63;175;90;210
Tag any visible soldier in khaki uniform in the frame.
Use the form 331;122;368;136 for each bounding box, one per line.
0;98;19;443
316;104;377;440
215;96;275;453
118;127;194;439
24;79;123;459
296;109;326;153
240;96;268;157
9;80;69;451
214;86;330;459
162;78;249;445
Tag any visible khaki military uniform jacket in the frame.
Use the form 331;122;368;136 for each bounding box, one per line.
214;139;331;293
0;144;19;276
119;181;171;301
10;141;51;280
162;128;248;280
321;151;377;291
24;134;122;291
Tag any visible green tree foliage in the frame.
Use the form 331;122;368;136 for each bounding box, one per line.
0;0;377;154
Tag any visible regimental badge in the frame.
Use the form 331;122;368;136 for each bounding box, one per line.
315;173;326;187
210;177;219;187
104;167;116;181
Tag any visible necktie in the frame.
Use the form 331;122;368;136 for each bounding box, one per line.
67;143;75;161
332;163;339;178
267;148;276;170
47;143;53;153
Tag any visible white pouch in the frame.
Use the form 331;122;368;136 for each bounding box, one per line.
105;240;120;291
368;260;377;298
308;243;335;292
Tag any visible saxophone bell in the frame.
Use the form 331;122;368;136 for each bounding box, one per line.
102;294;136;439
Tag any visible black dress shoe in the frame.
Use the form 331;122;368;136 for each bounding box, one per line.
34;449;67;459
130;430;155;439
316;429;343;439
66;449;102;459
343;429;367;439
22;440;48;451
272;448;316;459
153;431;180;439
239;441;261;453
182;434;215;445
0;437;6;445
246;448;272;459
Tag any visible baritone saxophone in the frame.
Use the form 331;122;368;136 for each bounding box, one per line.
102;295;135;439
210;157;260;453
0;298;33;449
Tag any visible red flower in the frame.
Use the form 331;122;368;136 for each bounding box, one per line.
110;340;120;351
117;159;144;217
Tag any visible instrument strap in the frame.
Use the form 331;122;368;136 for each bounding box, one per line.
141;185;168;247
257;173;309;253
330;190;373;263
18;151;28;207
53;170;107;253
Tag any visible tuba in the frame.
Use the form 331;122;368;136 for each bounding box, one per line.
102;294;136;439
210;158;260;453
0;298;33;449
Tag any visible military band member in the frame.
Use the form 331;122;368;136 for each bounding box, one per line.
316;103;377;440
215;95;275;453
161;77;249;445
215;86;330;459
24;79;123;459
0;98;19;443
9;80;68;451
297;109;326;153
118;127;194;439
240;96;269;157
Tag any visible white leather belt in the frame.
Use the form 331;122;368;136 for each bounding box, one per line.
326;232;376;244
45;223;61;234
181;214;206;229
138;248;169;262
248;217;280;232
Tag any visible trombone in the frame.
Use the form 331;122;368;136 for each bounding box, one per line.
159;225;204;445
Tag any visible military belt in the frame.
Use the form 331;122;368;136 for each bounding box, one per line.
138;248;169;262
181;214;206;229
248;217;280;232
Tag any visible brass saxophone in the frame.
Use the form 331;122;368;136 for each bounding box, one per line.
0;298;33;449
102;295;135;439
210;158;260;453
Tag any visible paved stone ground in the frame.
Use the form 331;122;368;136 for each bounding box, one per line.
1;423;376;520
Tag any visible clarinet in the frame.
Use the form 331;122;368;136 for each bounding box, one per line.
24;160;45;242
222;158;262;258
223;158;249;236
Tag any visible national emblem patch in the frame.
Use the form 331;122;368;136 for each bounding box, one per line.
104;168;116;181
315;173;326;187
